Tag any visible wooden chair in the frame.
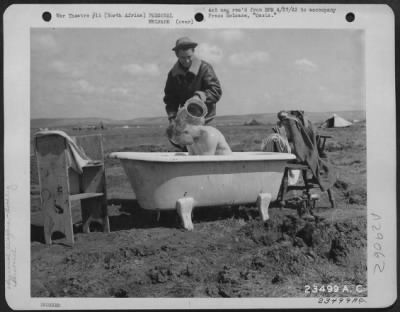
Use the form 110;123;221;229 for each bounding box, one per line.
316;134;332;159
34;133;110;245
277;134;335;212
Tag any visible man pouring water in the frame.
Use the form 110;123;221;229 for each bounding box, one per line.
163;37;222;127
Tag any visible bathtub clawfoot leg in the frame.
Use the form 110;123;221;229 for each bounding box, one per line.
257;193;272;221
176;197;194;231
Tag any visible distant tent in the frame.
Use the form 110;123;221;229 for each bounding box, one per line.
244;119;261;126
321;114;352;128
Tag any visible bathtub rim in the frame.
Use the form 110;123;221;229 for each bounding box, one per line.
109;151;296;163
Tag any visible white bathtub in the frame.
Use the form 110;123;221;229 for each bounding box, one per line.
109;152;295;230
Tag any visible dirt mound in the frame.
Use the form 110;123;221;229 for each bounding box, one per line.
333;178;367;205
238;214;366;272
334;179;349;190
345;187;367;205
329;234;350;266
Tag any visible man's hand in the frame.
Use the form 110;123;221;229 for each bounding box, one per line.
191;94;200;100
193;91;207;102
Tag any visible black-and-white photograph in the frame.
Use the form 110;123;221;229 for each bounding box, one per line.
3;3;396;310
29;26;368;297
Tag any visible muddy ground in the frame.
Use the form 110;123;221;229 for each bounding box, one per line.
31;120;367;298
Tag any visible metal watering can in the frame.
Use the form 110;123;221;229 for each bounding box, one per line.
175;98;208;126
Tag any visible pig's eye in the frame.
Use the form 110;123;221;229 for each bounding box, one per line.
184;130;189;134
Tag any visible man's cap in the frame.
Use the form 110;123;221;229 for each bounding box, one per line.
172;37;198;51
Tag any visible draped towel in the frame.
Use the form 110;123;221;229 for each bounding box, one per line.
261;133;300;186
34;130;101;174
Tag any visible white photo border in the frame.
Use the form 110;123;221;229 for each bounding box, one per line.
3;3;396;310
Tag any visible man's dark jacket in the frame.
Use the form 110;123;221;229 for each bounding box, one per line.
163;56;222;122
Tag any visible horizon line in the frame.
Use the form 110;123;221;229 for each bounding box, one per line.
31;109;366;121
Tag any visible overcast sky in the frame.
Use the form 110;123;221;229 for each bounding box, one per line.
31;28;364;119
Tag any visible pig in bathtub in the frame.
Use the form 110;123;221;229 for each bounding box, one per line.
166;97;232;155
167;121;232;156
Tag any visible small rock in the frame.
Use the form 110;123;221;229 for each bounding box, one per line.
237;219;246;226
293;237;305;248
240;270;251;280
271;274;284;284
114;288;128;297
279;240;293;248
329;235;350;265
148;266;173;284
263;219;274;230
335;222;347;233
217;267;240;285
159;251;169;259
218;286;232;297
278;233;292;243
349;194;362;204
49;290;57;297
302;213;315;222
305;249;316;260
314;215;325;223
251;256;265;270
334;179;349;190
206;286;219;297
296;223;315;247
